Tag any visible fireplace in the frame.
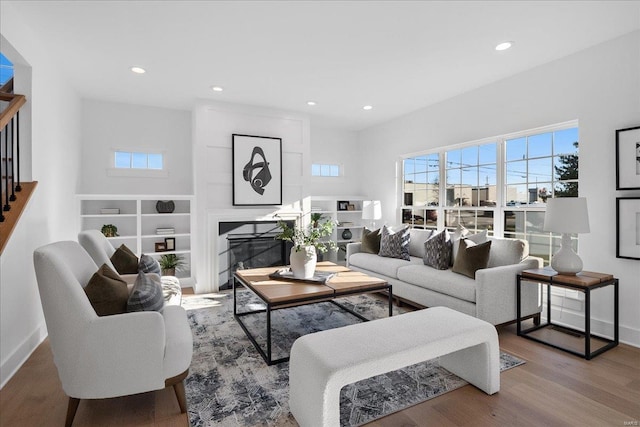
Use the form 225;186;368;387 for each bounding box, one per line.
219;220;292;289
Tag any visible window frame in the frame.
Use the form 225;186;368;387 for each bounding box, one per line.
400;120;579;264
108;149;168;178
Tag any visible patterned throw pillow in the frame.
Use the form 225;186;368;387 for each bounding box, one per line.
361;228;382;254
423;229;452;269
127;272;165;312
110;244;139;274
139;253;161;275
378;225;410;260
452;239;492;278
84;264;129;316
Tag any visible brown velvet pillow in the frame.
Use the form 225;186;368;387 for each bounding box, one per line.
84;264;129;316
110;244;139;274
452;239;492;279
361;228;381;254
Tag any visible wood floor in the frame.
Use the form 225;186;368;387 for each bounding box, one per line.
1;295;638;426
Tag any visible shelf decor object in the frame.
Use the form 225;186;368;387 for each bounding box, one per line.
543;197;590;275
362;200;382;229
155;200;175;213
616;197;640;260
615;125;640;190
100;224;118;237
232;134;282;206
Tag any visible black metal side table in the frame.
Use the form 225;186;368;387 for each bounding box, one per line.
517;268;618;360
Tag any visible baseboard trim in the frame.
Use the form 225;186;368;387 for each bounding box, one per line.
0;324;47;389
543;306;639;348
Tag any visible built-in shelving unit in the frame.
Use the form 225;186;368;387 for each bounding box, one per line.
308;196;366;265
78;195;195;286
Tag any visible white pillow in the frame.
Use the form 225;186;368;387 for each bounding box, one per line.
408;228;434;258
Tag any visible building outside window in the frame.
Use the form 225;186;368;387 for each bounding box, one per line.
401;122;579;265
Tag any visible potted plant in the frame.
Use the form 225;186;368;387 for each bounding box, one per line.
276;219;337;279
310;212;324;228
159;254;185;276
100;224;118;237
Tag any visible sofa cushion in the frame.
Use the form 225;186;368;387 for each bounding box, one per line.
397;264;477;303
84;264;129;316
451;226;488;265
486;237;528;268
349;252;420;279
452;239;492;279
378;225;410;261
110;244;139;275
127;272;165;312
423;229;452;270
361;228;381;254
409;228;433;258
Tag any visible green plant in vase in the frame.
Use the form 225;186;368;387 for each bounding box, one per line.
159;253;185;276
101;224;118;237
275;219;337;279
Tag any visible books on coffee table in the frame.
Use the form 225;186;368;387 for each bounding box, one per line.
268;268;335;284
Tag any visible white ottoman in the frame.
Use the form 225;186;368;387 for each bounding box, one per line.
289;306;500;427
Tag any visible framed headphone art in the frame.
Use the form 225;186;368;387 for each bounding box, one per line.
232;134;282;206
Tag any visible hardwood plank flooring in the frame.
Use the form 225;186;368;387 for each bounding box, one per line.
1;292;638;426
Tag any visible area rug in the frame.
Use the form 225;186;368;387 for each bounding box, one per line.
183;291;525;426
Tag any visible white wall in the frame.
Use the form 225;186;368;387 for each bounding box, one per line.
192;101;311;292
308;126;361;196
1;3;83;387
358;31;640;347
79;99;192;195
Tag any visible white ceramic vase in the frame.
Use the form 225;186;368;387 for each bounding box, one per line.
289;246;317;279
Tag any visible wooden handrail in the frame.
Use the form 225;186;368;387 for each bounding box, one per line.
0;181;37;255
0;93;26;131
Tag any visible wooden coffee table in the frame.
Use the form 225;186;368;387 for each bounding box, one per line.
233;261;392;365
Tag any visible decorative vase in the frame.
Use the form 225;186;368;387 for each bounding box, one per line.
341;228;353;240
162;268;176;277
156;200;175;214
289;246;317;279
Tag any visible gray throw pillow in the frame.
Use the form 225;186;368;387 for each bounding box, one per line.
452;239;492;279
126;272;165;312
423;229;452;269
408;228;434;258
139;253;161;275
361;228;381;254
378;225;410;261
84;264;129;316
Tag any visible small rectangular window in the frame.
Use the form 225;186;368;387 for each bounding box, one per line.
312;163;340;177
114;151;164;170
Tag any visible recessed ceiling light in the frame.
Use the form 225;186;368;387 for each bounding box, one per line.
211;86;224;92
130;66;146;74
363;105;373;110
495;41;513;51
307;101;316;106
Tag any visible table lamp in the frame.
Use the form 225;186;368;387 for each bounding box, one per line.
362;200;382;229
543;197;590;275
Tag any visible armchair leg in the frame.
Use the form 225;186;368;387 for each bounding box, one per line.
173;381;187;413
166;369;189;414
65;397;80;427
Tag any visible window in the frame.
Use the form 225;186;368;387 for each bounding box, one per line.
401;122;579;265
114;151;163;170
0;52;14;85
312;163;340;177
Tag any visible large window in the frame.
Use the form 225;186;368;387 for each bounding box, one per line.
401;123;579;264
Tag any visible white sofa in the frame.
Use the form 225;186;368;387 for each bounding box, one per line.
346;228;542;325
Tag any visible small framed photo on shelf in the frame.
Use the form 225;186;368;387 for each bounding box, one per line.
337;201;349;211
616;197;640;260
155;242;166;252
347;204;356;211
164;237;176;251
615;125;640;190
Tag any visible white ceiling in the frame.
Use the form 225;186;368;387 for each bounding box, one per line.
5;1;640;130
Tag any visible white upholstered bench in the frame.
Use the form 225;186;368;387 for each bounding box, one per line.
289;306;500;427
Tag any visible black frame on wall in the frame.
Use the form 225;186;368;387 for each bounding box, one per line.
232;134;282;206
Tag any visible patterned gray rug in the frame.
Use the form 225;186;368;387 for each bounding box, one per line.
182;291;525;426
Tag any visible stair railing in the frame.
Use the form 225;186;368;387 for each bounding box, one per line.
0;86;27;223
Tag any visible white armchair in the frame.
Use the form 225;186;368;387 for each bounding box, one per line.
33;241;193;426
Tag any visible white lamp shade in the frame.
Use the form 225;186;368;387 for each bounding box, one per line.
543;197;590;234
362;200;382;220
